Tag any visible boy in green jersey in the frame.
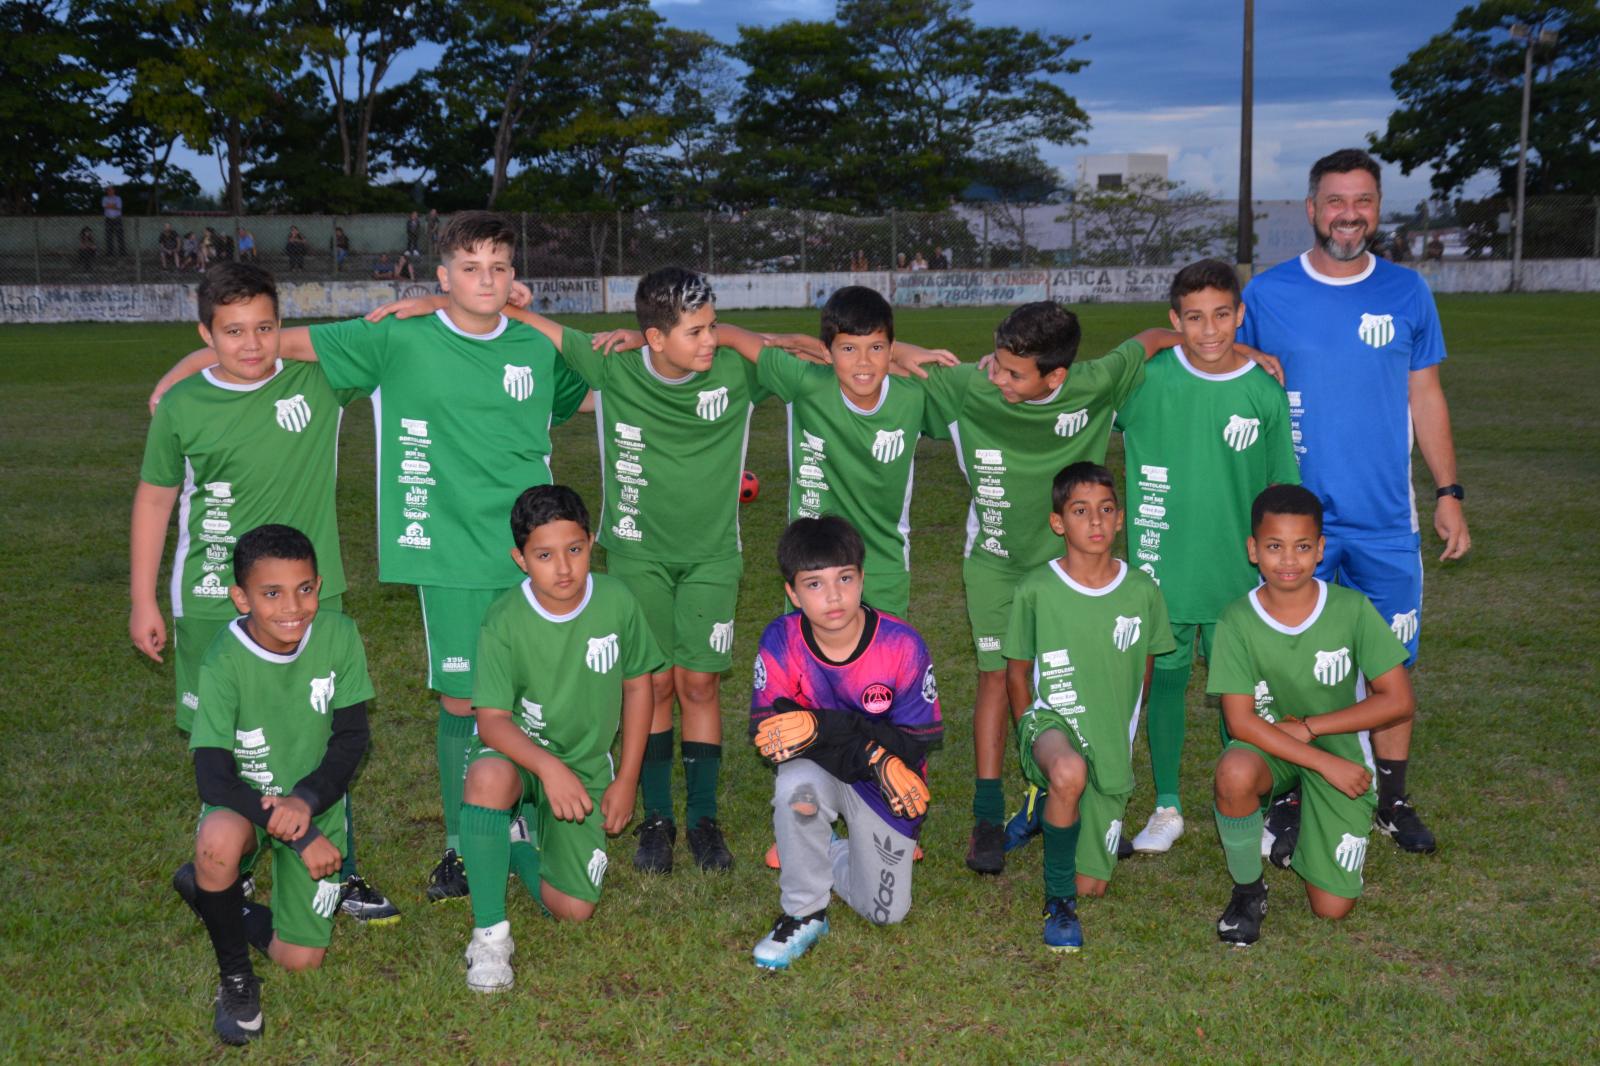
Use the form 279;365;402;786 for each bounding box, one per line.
174;525;375;1045
1208;485;1414;947
133;262;395;922
149;214;590;902
1115;260;1300;856
1002;463;1175;950
460;485;661;993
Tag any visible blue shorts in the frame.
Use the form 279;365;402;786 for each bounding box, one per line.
1317;530;1422;667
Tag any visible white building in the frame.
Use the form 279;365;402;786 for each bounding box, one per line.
1076;153;1169;195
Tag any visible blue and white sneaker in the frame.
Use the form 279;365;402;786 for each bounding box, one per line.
1042;896;1083;952
1003;784;1045;853
752;910;829;970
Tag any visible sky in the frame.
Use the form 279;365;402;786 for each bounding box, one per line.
122;0;1497;210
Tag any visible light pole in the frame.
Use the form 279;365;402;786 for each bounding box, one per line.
1509;21;1558;292
1237;0;1254;274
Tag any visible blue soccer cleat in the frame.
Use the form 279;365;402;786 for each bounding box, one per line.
1042;896;1083;952
1003;784;1046;853
752;910;829;970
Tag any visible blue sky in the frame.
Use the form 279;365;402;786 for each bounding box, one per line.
132;0;1493;209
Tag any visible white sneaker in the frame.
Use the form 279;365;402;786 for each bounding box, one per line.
1131;807;1185;854
465;920;515;992
752;911;829;970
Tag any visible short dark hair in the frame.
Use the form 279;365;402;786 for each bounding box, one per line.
198;261;278;328
436;211;516;261
1251;483;1323;535
777;515;866;585
993;301;1081;375
1051;462;1117;512
820;286;894;346
233;524;317;586
1308;148;1382;199
1169;259;1241;312
510;484;591;546
635;266;715;337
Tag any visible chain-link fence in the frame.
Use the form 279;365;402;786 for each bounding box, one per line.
2;197;1596;287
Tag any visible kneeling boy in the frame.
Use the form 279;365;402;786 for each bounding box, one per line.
748;516;943;968
1002;464;1175;951
1208;484;1414;946
459;485;661;992
176;525;375;1045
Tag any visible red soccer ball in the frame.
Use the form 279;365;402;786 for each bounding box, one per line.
740;470;760;504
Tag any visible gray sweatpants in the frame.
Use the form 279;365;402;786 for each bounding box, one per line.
773;758;915;925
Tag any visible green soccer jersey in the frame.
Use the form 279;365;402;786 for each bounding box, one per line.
310;312;588;589
473;573;665;788
922;340;1146;574
189;612;376;795
756;349;945;579
1207;580;1408;763
140;360;359;621
1115;347;1299;623
1003;559;1176;792
559;328;770;563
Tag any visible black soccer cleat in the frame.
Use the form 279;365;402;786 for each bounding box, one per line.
339;875;401;924
1217;883;1268;948
686;817;734;872
1116;829;1134;861
426;849;469;903
172;861;202;919
1376;796;1437;854
633;815;677;875
212;972;264;1045
966;819;1006;875
1265;791;1301;870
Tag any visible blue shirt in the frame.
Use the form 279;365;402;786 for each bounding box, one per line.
1239;253;1446;538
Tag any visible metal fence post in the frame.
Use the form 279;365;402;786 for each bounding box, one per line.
799;211;807;273
32;217;42;283
520;212;530;277
982;207;990;269
1020;206;1028;267
1593;196;1598;258
133;217;143;283
890;209;897;272
616;209;623;276
707;212;714;274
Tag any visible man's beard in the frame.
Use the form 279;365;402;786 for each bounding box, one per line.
1315;220;1372;262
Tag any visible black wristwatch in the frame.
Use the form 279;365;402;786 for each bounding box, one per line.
1435;484;1465;501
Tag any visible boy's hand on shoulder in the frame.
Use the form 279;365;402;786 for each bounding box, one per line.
261;794;313;841
541;762;594;823
1320;754;1373;800
508;280;532;309
1234;342;1285;386
364;293;445;323
890;342;960;379
599;777;636;835
299;835;342;880
129;602;167;663
591;329;646;355
765;332;831;364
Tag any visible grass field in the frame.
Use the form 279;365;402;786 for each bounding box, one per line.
2;295;1598;1063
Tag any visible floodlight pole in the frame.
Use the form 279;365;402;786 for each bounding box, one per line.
1510;22;1557;293
1237;0;1254;274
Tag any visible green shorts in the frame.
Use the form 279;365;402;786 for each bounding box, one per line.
1225;738;1376;899
862;565;911;620
197;797;349;949
468;744;610;904
605;552;742;672
175;596;344;733
962;555;1022;672
1156;621;1215;673
420;586;511;698
1016;708;1132;883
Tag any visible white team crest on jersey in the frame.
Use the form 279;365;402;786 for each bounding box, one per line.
752;654;768;691
709;619;734;655
311;878;342;918
801;430;827;453
696;386;730;421
1104;819;1123;855
922;664;938;704
587;848;609;887
274;393;312;433
519;698;545;731
1253;680;1275;721
1222;414;1260;451
871;428;906;463
503;364;534;401
1112;615;1142;652
308;671;336;715
585;633;620;673
1313;647;1352;686
1390;610;1418;645
1334;832;1368;875
1358;313;1395;349
1054;408;1089;437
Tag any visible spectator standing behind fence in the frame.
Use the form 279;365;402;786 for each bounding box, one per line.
237;227;257;262
78;226;96;271
911;251;929;272
395;251;416;281
159;223;179;270
426;208;440;253
285;225;309;270
334;226;350;272
181;231;199;271
102;186;126;256
897;252;908;270
406;211;422;257
199;228;217;270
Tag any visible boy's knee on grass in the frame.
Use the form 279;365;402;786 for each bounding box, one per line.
1077;875;1109;898
271;942;327;971
1307;886;1357;921
542;887;596;923
1214;749;1269;808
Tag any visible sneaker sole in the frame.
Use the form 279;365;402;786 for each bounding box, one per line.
1045;943;1081;954
345;911;403;926
467;976;514;993
1375;823;1437;854
427;892;470;904
966;859;1004;875
1131;838;1178;854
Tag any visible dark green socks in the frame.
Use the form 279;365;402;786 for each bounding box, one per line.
1215;807;1265;885
973;777;1005;824
1147;665;1191;812
641;729;674;819
460;803;511;928
682;741;721;826
1042;819;1081;899
437;707;476;852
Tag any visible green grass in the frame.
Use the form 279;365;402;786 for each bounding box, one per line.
2;296;1598;1062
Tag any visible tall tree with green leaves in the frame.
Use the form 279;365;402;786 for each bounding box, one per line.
0;1;109;213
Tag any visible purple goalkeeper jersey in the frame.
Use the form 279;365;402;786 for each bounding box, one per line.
750;607;943;836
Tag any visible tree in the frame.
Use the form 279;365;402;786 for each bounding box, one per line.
1370;0;1600;199
0;1;109;213
1056;175;1237;267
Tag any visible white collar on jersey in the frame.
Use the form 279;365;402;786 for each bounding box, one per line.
642;346;699;385
1024;380;1065;406
1048;557;1127;597
840;377;889;416
432;308;508;341
1172;345;1255;382
1296;251;1376;287
201;359;284;392
520;574;594;623
1247;578;1328;635
228;614;314;664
